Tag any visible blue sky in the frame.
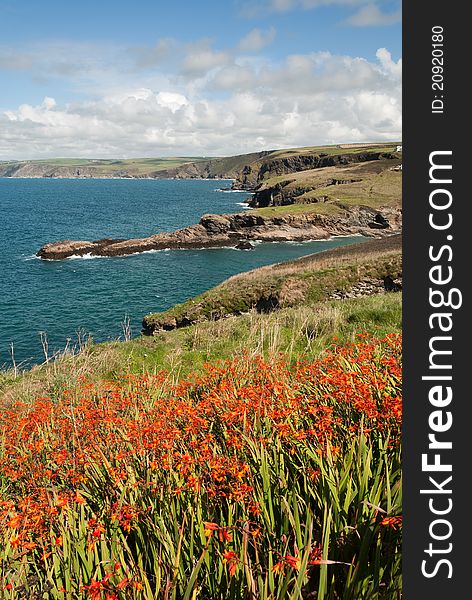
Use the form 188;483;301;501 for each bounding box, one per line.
0;0;401;158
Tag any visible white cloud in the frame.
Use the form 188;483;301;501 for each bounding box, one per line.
210;64;256;90
346;4;401;26
237;27;276;53
0;46;401;159
155;91;187;112
376;47;402;77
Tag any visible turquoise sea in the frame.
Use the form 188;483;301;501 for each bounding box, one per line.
0;178;365;367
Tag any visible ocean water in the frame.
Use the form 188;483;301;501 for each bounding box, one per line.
0;178;365;367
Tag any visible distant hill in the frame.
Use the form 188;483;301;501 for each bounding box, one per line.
0;143;401;182
0;157;210;179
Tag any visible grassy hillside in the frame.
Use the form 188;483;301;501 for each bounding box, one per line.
162;142;401;188
268;143;399;159
143;235;401;334
253;155;402;215
0;292;401;404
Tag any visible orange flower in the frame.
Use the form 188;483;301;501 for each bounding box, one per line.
7;514;22;528
272;561;284;575
116;577;130;590
284;555;301;570
218;528;232;543
23;541;37;551
223;551;239;577
92;524;106;538
203;522;220;537
381;516;402;530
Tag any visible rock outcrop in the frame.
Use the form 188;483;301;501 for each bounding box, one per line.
37;205;402;260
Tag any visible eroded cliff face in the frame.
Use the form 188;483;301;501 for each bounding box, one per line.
37;205;402;260
160;150;398;189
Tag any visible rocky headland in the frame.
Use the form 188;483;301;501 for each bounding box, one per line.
37;204;401;260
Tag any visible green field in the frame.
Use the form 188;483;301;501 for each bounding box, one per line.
252;154;402;214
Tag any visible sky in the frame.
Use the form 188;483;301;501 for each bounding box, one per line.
0;0;402;159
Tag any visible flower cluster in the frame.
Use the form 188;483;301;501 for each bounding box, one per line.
0;334;402;598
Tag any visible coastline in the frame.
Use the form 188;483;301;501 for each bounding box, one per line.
0;176;237;181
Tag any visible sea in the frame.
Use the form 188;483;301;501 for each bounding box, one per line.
0;178;365;367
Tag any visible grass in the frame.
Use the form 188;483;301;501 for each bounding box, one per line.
269;143;399;159
255;203;343;217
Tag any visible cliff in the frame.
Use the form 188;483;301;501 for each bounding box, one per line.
1;143;400;182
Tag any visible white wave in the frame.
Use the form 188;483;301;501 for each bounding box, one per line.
133;248;172;255
216;189;254;194
23;254;40;261
67;253;109;260
263;234;366;246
